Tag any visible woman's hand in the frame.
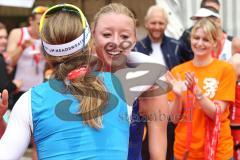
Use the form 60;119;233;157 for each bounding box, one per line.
185;72;203;97
166;71;184;97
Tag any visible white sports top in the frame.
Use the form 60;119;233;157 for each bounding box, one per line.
14;27;45;92
218;38;232;61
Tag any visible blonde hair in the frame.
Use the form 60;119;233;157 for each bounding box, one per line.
92;3;136;32
41;11;107;129
145;5;168;24
191;18;221;51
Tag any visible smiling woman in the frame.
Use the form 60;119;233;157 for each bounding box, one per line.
92;6;137;72
190;18;219;65
167;18;236;160
91;3;170;160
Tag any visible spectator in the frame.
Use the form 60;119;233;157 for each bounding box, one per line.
178;0;240;63
134;5;180;69
200;0;220;13
178;0;220;62
7;6;48;108
178;6;240;62
0;22;22;109
167;18;236;160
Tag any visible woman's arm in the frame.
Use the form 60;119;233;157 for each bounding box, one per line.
189;82;228;119
185;71;229;120
165;71;184;124
168;95;183;124
139;93;169;160
195;95;228;119
0;91;32;159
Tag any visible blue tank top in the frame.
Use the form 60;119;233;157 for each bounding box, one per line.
31;72;129;160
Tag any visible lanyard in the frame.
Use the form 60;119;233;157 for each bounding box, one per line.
204;102;221;160
184;91;221;160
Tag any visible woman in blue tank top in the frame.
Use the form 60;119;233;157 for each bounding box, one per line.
92;3;169;160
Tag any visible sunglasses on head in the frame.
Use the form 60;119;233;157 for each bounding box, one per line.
39;4;87;32
40;4;91;57
45;6;80;16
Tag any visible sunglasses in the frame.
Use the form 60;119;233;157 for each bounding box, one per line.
39;4;87;32
40;4;91;57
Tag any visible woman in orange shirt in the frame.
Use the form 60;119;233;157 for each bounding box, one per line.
167;18;236;160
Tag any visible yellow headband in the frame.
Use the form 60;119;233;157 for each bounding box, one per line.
40;4;91;57
39;3;87;33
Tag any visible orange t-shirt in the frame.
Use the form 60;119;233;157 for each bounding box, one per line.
168;59;236;160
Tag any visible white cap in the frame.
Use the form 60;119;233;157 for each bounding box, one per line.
191;8;220;20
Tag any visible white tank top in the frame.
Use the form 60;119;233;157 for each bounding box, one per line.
14;27;45;91
218;38;232;61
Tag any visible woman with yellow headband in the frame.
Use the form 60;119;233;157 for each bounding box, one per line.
0;3;167;159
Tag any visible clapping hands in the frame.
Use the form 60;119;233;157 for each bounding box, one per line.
166;71;202;97
166;71;185;97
